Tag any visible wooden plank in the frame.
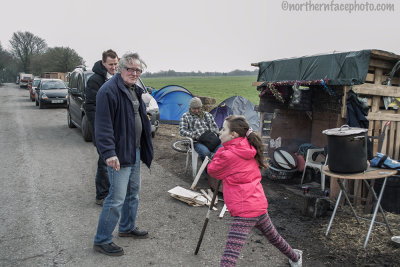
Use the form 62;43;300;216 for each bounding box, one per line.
251;63;259;67
387;121;394;157
219;204;228;218
364;73;400;85
370;50;400;61
381;121;389;155
252;81;264;86
373;120;381;154
369;58;395;70
395;122;400;160
341;86;350;119
207;189;218;204
367;113;400;121
190;157;210;190
353;83;400;98
365;73;375;83
200;189;218;211
329;177;341;201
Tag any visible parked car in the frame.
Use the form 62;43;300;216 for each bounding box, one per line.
67;66;94;141
19;73;33;88
67;66;159;142
35;79;68;109
142;87;160;138
28;78;41;101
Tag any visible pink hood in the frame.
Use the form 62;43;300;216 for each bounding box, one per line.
208;137;268;217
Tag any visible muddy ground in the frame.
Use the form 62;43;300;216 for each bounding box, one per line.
153;124;400;266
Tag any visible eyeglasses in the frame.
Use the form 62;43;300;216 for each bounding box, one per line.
124;67;142;74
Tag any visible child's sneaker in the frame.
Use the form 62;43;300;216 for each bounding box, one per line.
289;249;302;267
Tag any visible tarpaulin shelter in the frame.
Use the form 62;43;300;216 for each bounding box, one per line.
152;85;193;124
253;49;400;200
210;95;259;131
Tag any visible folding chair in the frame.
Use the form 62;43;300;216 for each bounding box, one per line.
184;137;200;178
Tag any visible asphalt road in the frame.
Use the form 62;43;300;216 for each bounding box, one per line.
0;83;295;267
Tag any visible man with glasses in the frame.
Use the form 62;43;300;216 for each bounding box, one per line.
93;52;153;256
86;49;119;206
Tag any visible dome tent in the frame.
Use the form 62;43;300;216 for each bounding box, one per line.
210;95;259;131
152;85;193;124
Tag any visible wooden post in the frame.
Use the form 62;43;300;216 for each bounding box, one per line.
341;86;351;119
365;68;384;213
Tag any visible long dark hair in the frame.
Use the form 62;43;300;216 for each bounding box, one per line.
225;115;267;168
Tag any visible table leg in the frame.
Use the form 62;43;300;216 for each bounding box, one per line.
362;179;393;235
326;189;343;236
363;177;388;249
337;179;360;224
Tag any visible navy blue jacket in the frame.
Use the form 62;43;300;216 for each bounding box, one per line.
95;73;153;168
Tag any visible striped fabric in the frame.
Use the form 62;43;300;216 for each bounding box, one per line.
220;213;299;267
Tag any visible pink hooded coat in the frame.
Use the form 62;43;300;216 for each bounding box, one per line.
207;137;268;217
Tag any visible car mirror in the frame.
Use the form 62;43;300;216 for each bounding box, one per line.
70;88;80;96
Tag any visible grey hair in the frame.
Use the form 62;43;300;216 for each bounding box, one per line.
117;52;147;73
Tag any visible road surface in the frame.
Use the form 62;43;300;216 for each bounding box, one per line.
0;83;293;266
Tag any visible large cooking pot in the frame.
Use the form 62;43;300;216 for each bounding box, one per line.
323;125;368;173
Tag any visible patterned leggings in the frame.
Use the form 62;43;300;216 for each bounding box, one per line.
220;212;298;267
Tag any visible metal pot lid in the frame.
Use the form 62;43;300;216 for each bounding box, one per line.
322;125;368;136
272;148;297;170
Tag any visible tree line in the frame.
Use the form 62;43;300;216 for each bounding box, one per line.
141;69;257;78
0;31;257;83
0;31;84;82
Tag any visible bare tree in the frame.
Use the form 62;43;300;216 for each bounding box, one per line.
44;47;84;73
0;42;16;82
9;31;47;73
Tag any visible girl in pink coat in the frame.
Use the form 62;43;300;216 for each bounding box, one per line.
207;115;302;267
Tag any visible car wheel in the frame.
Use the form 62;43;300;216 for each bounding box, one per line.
81;115;92;142
39;101;44;109
67;109;76;128
35;99;39;106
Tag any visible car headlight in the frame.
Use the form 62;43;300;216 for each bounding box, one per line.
41;93;48;100
147;98;159;111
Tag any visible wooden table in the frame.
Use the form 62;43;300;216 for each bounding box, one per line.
322;165;397;248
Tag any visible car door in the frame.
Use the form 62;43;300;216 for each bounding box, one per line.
76;73;85;118
68;72;81;125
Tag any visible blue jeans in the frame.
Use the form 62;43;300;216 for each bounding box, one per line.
95;152;110;200
94;148;141;245
194;142;222;161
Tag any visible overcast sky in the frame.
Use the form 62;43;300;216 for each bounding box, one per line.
1;0;399;73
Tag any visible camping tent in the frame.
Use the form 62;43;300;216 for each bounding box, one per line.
152;85;193;124
210;95;259;131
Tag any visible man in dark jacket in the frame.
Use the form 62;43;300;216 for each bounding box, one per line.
85;49;118;206
93;52;153;256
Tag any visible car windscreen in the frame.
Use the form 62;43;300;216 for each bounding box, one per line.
33;80;41;86
41;81;67;90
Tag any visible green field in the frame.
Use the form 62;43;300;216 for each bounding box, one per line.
141;76;260;105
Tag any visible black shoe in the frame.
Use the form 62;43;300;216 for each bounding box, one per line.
93;242;124;256
118;227;149;238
